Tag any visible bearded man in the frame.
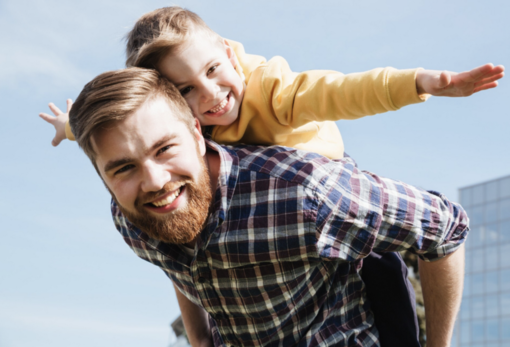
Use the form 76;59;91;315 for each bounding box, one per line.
69;67;468;347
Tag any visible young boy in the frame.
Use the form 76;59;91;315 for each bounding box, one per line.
40;6;503;347
41;8;504;155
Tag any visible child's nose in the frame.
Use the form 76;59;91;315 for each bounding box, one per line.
200;80;218;102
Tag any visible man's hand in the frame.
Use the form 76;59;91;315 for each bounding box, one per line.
39;99;73;146
416;63;504;96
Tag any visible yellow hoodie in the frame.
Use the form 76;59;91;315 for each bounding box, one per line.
67;40;427;159
213;40;427;159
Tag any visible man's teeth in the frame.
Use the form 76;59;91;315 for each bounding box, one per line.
208;96;228;113
152;187;182;207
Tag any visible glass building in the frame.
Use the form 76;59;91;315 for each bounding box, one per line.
451;175;510;347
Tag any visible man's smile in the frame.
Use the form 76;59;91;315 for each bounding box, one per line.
144;183;186;212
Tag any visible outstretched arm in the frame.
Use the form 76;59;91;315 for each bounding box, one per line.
419;244;465;347
173;282;213;347
39;99;73;146
416;63;505;96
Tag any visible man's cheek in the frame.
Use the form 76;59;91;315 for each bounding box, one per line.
106;182;133;210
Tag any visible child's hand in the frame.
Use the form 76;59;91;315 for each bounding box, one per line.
39;99;72;146
416;63;504;97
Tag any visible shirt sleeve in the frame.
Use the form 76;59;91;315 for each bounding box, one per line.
314;157;469;262
259;56;428;128
65;121;76;141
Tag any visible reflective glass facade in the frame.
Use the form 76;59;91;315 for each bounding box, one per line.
452;175;510;347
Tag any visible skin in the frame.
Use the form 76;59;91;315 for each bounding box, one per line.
416;64;504;96
157;33;245;127
174;283;213;347
419;244;465;347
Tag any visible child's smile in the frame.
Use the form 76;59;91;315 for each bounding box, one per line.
205;92;233;117
157;32;244;127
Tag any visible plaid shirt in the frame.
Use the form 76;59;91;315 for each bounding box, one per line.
112;141;468;347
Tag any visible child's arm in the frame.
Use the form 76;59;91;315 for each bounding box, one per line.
255;59;505;128
39;99;74;146
416;63;504;96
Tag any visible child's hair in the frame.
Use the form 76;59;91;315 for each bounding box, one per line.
125;6;223;69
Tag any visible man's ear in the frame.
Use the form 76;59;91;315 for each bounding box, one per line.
193;117;206;156
223;39;238;69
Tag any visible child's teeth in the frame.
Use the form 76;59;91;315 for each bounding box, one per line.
209;97;228;113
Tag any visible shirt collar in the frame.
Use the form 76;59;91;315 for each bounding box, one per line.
199;140;240;245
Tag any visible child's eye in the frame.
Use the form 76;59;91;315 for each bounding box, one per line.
114;164;134;175
207;65;218;75
180;86;193;96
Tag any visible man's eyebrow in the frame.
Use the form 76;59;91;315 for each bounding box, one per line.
103;134;178;173
149;134;177;153
104;157;132;173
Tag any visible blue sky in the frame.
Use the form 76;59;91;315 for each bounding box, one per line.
1;0;508;346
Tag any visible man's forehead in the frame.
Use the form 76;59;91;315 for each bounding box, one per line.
92;97;187;166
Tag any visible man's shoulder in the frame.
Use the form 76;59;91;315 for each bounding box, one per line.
223;144;356;188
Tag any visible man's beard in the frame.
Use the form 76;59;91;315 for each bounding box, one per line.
116;156;213;245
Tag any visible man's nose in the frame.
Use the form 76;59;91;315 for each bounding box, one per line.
140;162;170;192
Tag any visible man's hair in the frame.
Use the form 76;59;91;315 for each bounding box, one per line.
69;67;195;167
125;6;223;69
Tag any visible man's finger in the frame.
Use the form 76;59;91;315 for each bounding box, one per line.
48;102;63;116
39;113;56;124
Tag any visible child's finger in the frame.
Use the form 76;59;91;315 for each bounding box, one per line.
66;99;73;113
474;73;505;87
491;65;505;75
473;81;498;94
39;112;56;124
51;136;62;147
466;63;495;81
48;102;63;116
438;71;451;89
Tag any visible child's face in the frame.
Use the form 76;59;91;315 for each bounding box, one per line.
158;33;244;127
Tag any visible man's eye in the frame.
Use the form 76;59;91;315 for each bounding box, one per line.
180;86;193;96
207;65;218;75
114;164;134;175
157;145;172;155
